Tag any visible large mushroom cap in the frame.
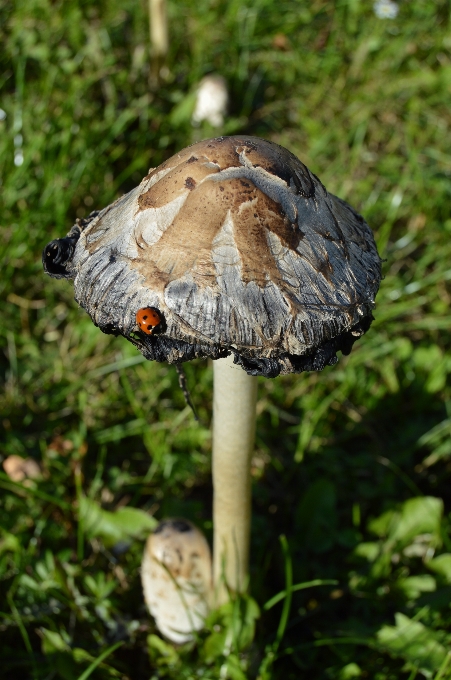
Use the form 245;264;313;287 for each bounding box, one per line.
43;136;381;377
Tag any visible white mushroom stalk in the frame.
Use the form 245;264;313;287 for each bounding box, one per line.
149;0;168;59
141;354;258;642
212;354;258;603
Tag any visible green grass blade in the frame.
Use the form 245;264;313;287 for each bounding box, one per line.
263;579;338;611
275;535;293;645
76;641;124;680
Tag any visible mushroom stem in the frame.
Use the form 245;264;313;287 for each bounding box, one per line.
212;354;258;604
149;0;168;58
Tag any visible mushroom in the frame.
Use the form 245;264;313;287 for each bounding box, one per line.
192;75;229;128
3;455;41;484
149;0;168;60
141;519;212;643
43;135;381;630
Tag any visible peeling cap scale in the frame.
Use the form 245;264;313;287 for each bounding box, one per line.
43;136;381;641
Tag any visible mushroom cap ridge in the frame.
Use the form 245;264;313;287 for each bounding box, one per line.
42;136;382;377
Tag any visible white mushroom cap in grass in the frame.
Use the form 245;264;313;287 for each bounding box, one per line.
192;75;228;128
43;136;381;377
141;519;212;643
3;455;41;484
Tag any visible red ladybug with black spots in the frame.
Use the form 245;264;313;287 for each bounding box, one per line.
136;307;161;335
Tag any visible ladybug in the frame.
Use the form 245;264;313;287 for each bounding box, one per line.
136;307;162;334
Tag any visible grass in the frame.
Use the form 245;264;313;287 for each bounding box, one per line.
1;0;451;677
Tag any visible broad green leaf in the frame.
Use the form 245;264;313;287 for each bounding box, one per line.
363;498;443;579
412;346;443;372
40;628;81;680
147;634;180;667
353;542;380;561
427;554;451;583
225;654;248;680
72;648;95;664
396;575;436;600
0;530;20;555
107;506;158;538
83;572;117;600
339;663;362;679
224;595;259;650
376;613;449;677
203;630;228;663
79;497;157;546
368;509;396;538
390;497;442;549
203;594;260;661
235;595;260;650
40;627;70;654
426;361;448;394
369;497;443;550
18;574;41;591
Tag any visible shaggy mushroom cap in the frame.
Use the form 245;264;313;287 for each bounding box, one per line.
43;136;382;377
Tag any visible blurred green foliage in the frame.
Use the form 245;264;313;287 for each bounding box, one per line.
1;0;451;677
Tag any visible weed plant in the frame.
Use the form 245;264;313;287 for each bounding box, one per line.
1;0;451;678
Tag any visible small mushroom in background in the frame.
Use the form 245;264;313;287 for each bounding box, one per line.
42;135;382;638
141;519;212;643
191;75;228;128
3;455;41;484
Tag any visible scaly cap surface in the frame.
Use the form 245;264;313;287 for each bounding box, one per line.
43;136;381;377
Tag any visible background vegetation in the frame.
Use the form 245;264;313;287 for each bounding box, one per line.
1;0;451;677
